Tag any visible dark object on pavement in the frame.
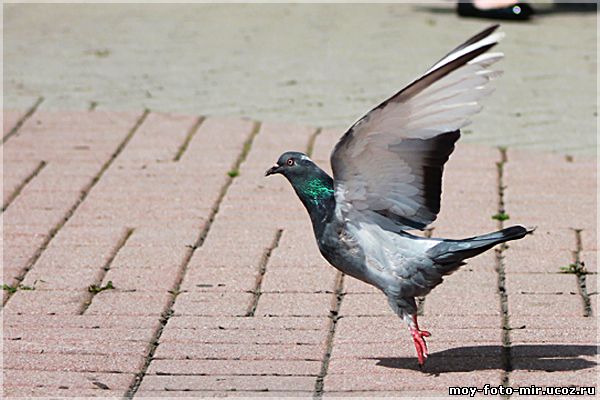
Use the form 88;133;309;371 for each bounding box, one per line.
457;1;534;20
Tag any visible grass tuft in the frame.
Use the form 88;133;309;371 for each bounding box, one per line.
560;262;587;276
492;212;510;222
2;283;36;293
88;280;115;294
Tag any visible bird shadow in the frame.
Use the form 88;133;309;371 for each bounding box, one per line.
373;344;598;374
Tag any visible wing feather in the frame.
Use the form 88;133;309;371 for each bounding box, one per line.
331;26;504;231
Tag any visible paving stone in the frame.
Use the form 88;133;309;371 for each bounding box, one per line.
5;338;149;357
2;386;125;398
261;266;338;293
509;316;597;330
334;322;502;345
4;352;146;373
3;289;88;315
135;390;313;397
101;266;179;293
424;291;501;317
32;243;114;269
4;327;155;343
338;293;392;317
510;327;598;344
337;315;502;331
109;244;191;270
4;314;159;329
323;370;503;391
254;293;333;317
504;228;574;253
181;265;258;292
3;369;135;390
137;374;317;392
153;342;324;361
20;265;100;290
506;273;580;294
85;290;172;316
509;369;599;388
581;228;597;250
159;326;325;345
329;355;504;377
140;374;316;395
504;247;574;274
511;343;598;359
508;292;584;317
164;315;327;331
147;359;321;376
172;291;253;317
330;341;503;361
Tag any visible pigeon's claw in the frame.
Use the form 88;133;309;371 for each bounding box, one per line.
411;327;430;366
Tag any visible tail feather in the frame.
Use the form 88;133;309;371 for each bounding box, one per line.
427;225;534;265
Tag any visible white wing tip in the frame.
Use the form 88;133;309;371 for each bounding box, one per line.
489;31;506;44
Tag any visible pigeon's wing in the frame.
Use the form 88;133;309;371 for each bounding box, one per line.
331;25;504;231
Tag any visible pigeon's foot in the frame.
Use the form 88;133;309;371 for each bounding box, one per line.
410;315;431;366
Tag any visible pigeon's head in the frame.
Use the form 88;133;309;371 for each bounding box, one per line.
265;151;317;181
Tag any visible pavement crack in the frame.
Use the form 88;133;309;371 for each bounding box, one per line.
2;109;149;307
173;116;205;161
245;229;283;317
78;227;135;315
124;120;262;399
1;160;47;213
313;272;345;399
2;96;44;144
570;228;592;317
494;146;512;395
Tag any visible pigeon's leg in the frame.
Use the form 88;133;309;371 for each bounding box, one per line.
405;314;431;366
389;297;431;366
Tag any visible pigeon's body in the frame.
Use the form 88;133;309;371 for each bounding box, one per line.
266;25;532;366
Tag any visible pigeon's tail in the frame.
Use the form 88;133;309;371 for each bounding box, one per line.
427;225;534;267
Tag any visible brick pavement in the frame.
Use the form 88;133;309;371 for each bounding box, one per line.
2;107;598;397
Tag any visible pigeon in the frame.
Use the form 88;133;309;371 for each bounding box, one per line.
265;25;532;366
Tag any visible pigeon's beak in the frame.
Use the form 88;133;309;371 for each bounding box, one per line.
265;165;281;177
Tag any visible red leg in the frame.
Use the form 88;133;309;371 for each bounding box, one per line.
410;315;431;366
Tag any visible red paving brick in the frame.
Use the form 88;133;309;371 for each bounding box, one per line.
323;370;504;392
153;342;325;361
164;315;328;331
4;352;146;373
3;369;134;391
147;359;322;376
2;110;597;397
159;326;326;346
137;375;317;392
135;390;314;397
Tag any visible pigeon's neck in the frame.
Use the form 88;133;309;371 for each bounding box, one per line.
292;170;336;234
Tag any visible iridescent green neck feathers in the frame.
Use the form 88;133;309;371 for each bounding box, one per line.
300;178;334;203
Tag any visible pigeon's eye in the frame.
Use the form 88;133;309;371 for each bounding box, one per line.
286;158;295;166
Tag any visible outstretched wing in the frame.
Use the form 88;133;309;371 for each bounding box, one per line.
331;25;504;231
